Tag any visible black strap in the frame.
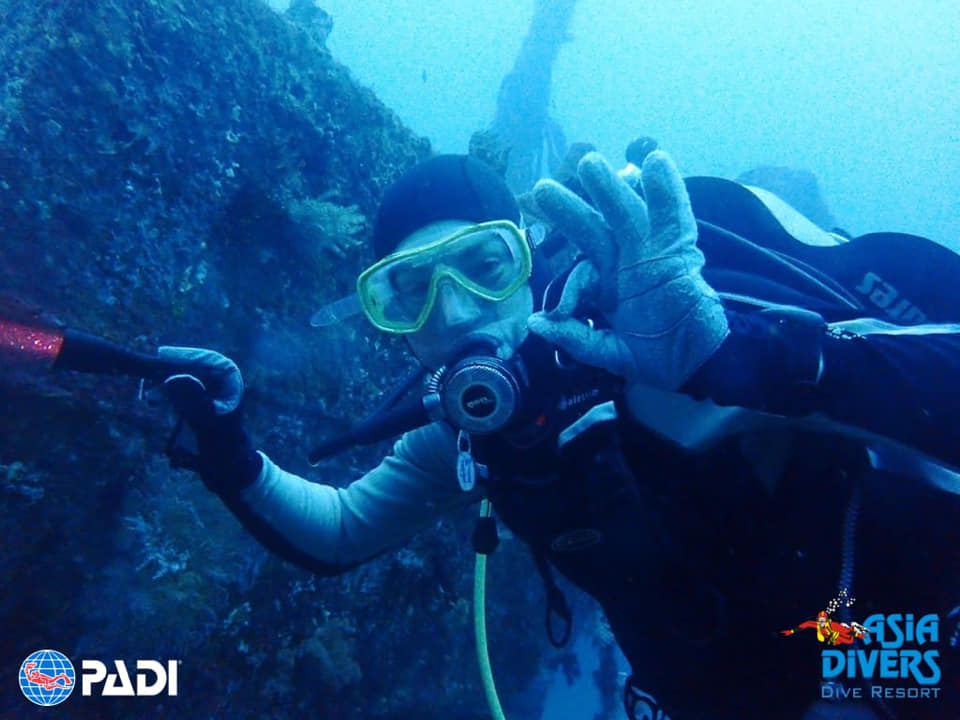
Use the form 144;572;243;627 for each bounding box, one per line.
624;674;668;720
471;515;499;555
534;551;572;648
688;177;960;325
165;413;202;472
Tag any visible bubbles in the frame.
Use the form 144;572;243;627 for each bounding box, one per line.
825;587;857;615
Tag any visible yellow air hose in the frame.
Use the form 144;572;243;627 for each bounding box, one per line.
474;498;507;720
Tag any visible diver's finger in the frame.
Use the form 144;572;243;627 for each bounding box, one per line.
551;260;600;317
527;314;632;378
577;152;650;263
640;151;697;252
532;179;615;279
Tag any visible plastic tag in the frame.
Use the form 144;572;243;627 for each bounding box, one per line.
456;430;475;492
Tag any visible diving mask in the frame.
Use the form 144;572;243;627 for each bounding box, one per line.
311;220;532;334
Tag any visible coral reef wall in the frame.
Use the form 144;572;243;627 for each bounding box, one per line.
0;2;546;717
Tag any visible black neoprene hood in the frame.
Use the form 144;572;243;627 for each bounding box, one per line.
372;154;521;259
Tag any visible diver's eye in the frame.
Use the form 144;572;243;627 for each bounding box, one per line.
472;256;509;284
480;256;502;273
390;267;431;298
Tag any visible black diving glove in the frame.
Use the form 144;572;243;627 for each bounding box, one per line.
159;346;262;496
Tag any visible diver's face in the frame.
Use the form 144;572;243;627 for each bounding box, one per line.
398;220;533;371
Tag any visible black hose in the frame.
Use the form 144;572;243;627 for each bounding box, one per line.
52;329;190;381
308;392;429;464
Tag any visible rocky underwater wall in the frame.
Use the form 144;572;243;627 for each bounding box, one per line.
0;1;549;717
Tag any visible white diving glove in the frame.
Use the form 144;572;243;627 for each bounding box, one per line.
528;150;729;391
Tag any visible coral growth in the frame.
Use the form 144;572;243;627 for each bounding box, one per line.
287;197;367;258
0;1;549;717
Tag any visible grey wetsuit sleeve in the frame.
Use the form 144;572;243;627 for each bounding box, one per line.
237;421;481;570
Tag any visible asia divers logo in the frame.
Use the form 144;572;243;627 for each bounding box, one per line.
781;589;943;702
19;650;180;707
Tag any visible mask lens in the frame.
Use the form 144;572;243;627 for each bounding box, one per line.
442;226;525;294
365;254;434;327
358;221;530;333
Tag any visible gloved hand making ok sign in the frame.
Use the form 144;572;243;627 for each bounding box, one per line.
528;150;729;391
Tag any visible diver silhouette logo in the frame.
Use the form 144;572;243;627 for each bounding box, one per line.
781;589;870;646
19;649;76;706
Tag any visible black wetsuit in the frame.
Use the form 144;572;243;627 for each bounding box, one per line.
480;306;960;720
207;177;960;719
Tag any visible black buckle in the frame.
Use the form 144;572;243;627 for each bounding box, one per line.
165;414;202;472
624;675;668;720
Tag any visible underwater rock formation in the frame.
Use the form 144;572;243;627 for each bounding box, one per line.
0;1;546;717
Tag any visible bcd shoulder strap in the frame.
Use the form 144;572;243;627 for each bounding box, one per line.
686;176;960;325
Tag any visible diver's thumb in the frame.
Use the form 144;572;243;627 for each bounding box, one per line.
527;313;627;376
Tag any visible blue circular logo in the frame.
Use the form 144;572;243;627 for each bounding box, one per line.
19;649;76;707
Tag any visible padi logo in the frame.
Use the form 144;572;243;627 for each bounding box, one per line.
19;650;75;706
854;272;927;324
19;650;179;706
557;387;600;412
781;589;942;702
81;659;180;697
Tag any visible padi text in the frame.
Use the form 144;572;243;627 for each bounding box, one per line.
822;613;940;685
81;660;179;696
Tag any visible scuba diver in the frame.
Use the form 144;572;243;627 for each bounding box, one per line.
780;610;869;646
159;148;960;719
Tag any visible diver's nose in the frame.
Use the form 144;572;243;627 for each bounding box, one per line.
434;281;481;328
